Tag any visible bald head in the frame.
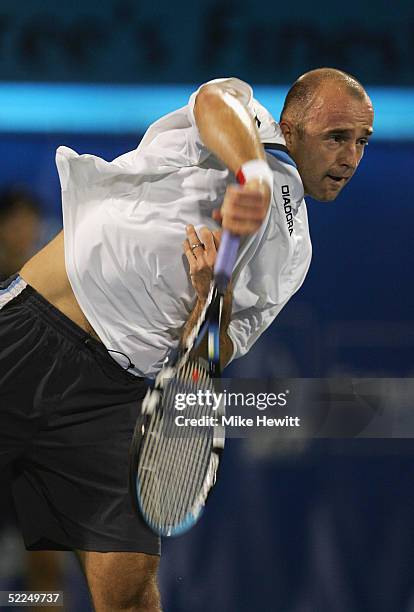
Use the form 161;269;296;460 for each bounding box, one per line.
278;67;374;202
280;68;369;130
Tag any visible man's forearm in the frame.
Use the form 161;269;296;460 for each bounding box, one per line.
194;85;266;174
182;289;233;369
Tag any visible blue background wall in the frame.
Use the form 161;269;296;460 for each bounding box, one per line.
0;0;413;84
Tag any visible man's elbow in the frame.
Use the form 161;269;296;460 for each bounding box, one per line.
194;85;227;125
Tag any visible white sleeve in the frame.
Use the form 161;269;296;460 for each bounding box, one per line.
227;301;288;363
187;77;254;125
186;77;254;163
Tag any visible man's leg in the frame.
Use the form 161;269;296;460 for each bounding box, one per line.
77;550;161;612
26;551;64;612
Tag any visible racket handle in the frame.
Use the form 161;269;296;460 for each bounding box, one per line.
214;230;240;292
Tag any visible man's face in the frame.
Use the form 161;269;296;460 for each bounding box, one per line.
282;84;374;202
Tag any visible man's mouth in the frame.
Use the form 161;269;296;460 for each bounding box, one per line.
327;174;347;183
326;174;348;185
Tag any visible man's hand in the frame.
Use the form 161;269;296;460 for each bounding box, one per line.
212;178;271;235
183;225;222;302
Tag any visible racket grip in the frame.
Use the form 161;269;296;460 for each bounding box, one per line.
214;230;240;292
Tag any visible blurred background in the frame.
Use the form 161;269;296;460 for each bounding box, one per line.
0;1;413;611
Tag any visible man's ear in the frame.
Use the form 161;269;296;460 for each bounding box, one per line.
279;118;294;149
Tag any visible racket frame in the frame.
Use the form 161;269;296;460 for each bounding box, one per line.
129;284;226;536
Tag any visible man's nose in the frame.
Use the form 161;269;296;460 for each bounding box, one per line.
338;142;358;169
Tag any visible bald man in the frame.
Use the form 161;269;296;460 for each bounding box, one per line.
0;68;373;611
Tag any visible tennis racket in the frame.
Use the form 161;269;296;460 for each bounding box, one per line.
129;230;239;537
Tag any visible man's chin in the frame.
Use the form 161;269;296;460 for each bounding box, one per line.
306;190;339;203
314;193;339;202
305;176;349;202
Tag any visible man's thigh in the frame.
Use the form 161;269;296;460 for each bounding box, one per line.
13;394;160;554
77;550;161;612
0;276;158;554
0;278;48;469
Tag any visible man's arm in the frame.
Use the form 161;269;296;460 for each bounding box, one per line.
182;225;233;369
194;83;265;174
182;81;274;367
194;83;272;235
182;288;233;369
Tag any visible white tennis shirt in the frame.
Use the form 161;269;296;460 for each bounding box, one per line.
56;78;312;378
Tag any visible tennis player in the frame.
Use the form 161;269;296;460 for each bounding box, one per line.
0;68;373;611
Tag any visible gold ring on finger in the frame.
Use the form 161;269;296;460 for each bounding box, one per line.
190;242;205;252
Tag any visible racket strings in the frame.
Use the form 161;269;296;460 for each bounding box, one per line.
139;364;200;519
145;377;205;524
152;368;211;524
141;395;210;528
138;360;218;531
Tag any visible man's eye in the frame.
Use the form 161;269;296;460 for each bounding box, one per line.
330;135;344;142
358;139;369;146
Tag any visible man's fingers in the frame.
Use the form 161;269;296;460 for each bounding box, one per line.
183;239;197;262
218;184;270;235
224;184;267;207
198;227;218;267
212;230;222;249
183;225;222;275
222;190;267;218
185;224;200;244
221;219;262;234
199;227;216;259
223;206;267;222
199;227;215;249
185;225;205;259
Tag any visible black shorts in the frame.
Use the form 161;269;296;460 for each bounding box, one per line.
0;274;160;554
